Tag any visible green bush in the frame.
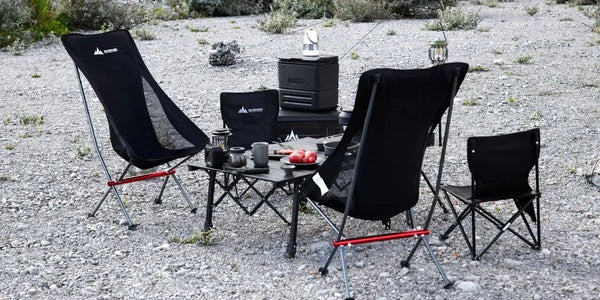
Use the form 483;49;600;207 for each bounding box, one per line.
1;0;68;50
584;3;600;34
257;9;297;33
334;0;390;22
55;0;145;30
425;6;480;30
189;0;268;16
273;0;334;18
387;0;456;18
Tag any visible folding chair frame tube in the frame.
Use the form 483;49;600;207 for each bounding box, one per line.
441;191;541;260
74;65;198;229
400;67;461;287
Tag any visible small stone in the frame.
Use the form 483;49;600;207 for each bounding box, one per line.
24;266;39;275
153;243;170;251
379;271;390;277
309;241;330;252
456;281;479;292
493;59;504;65
541;248;551;255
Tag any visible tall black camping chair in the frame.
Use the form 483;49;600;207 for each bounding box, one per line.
440;128;541;260
301;63;469;298
220;89;280;149
61;30;209;229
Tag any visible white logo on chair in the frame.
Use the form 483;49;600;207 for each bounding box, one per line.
238;106;248;114
93;47;118;56
284;130;299;141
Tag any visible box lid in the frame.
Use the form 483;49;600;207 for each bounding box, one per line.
278;54;338;65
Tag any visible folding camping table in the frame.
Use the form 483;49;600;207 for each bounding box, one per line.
188;138;323;258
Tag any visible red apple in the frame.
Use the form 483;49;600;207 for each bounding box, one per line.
289;151;304;163
305;151;317;160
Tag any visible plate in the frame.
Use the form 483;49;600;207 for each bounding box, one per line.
280;156;324;169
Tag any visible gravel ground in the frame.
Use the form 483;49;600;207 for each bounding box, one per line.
1;0;600;299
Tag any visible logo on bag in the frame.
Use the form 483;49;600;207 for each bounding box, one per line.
238;106;248;113
93;47;118;56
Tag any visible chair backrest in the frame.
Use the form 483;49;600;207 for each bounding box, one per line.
220;90;280;149
61;30;208;169
468;128;540;201
302;63;469;220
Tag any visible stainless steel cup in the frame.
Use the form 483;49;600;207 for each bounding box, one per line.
251;142;269;168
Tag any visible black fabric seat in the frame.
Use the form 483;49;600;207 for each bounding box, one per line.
301;63;469;298
61;30;209;229
220;89;280;149
440;128;541;260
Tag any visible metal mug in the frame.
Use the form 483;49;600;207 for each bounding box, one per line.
251;142;269;168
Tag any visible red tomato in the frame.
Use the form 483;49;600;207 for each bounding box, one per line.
307;156;316;163
289;151;304;163
302;157;309;163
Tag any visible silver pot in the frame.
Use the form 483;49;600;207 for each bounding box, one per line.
228;147;247;168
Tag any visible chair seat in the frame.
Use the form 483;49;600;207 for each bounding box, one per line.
443;184;538;203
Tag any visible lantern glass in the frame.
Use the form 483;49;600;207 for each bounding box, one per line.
428;39;448;65
211;128;231;150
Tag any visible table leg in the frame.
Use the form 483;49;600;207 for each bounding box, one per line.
204;170;216;231
286;182;300;258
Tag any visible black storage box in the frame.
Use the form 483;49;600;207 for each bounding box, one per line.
278;54;339;111
277;109;343;141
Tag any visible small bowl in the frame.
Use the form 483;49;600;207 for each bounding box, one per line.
323;140;359;156
281;164;295;176
323;141;338;156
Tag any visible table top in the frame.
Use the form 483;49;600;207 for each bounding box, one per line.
188;137;333;184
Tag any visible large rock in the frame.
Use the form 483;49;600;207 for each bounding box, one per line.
209;41;241;66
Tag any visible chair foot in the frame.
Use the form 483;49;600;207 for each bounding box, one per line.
444;281;454;289
439;234;448;241
190;207;198;214
128;224;138;230
400;260;410;268
154;198;162;205
318;267;328;276
345;298;355;300
87;213;95;218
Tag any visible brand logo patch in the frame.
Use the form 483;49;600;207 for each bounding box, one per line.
284;130;299;141
93;47;118;56
238;106;263;114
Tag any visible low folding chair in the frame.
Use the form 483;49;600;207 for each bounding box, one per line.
220;89;279;149
440;128;541;260
61;30;209;229
214;89;292;217
301;63;469;299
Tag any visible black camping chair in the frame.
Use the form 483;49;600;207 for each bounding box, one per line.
440;128;541;260
301;63;469;298
220;89;280;149
61;30;209;229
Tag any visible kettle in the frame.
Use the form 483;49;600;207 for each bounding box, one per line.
303;28;319;57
